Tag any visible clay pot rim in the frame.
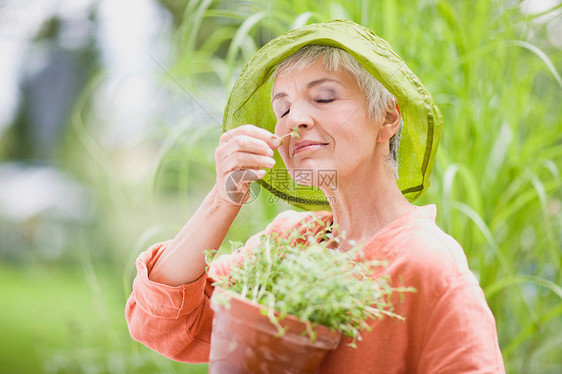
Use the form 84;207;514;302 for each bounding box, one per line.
211;287;342;348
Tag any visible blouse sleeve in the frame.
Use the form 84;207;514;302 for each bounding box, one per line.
124;241;217;362
124;209;322;362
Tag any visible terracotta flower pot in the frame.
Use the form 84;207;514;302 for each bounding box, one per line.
209;287;342;374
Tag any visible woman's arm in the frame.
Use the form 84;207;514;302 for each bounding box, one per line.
149;125;280;286
125;208;314;362
125;125;280;362
148;185;241;286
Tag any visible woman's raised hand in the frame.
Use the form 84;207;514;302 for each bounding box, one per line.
149;124;279;286
214;125;280;206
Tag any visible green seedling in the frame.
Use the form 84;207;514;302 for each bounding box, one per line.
275;127;301;145
210;218;413;347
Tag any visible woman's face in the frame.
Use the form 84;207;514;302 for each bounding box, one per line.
272;60;383;186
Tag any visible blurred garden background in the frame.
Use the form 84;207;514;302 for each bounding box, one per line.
0;0;560;373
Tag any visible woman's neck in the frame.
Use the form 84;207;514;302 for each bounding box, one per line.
323;166;413;249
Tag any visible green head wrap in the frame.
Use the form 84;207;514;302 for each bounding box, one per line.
223;19;443;211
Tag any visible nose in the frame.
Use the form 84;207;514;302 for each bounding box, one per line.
286;102;314;133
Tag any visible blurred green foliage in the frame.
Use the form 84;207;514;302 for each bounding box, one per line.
1;0;561;373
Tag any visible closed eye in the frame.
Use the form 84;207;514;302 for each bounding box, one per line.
281;109;290;118
316;98;334;103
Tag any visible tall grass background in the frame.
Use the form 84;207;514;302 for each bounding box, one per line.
1;0;560;373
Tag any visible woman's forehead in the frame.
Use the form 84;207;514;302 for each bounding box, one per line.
272;61;355;97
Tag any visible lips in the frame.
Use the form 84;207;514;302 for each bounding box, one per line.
292;140;329;156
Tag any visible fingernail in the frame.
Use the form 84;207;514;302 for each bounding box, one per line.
271;137;281;147
256;169;266;178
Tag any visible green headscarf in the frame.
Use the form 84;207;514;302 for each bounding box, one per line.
223;19;443;211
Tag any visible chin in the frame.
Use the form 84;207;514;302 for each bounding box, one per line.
288;160;337;187
291;158;335;171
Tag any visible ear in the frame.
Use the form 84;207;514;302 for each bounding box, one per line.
376;101;401;143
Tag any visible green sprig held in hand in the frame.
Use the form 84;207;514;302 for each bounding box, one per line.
275;127;301;145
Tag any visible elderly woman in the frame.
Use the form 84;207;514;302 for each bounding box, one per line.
126;20;504;373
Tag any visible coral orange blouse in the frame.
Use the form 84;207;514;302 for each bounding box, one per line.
126;205;505;373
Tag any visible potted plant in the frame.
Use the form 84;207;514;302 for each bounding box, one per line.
207;218;409;374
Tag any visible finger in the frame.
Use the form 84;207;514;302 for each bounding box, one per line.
221;153;276;174
228;169;266;184
220;125;279;148
217;135;274;161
